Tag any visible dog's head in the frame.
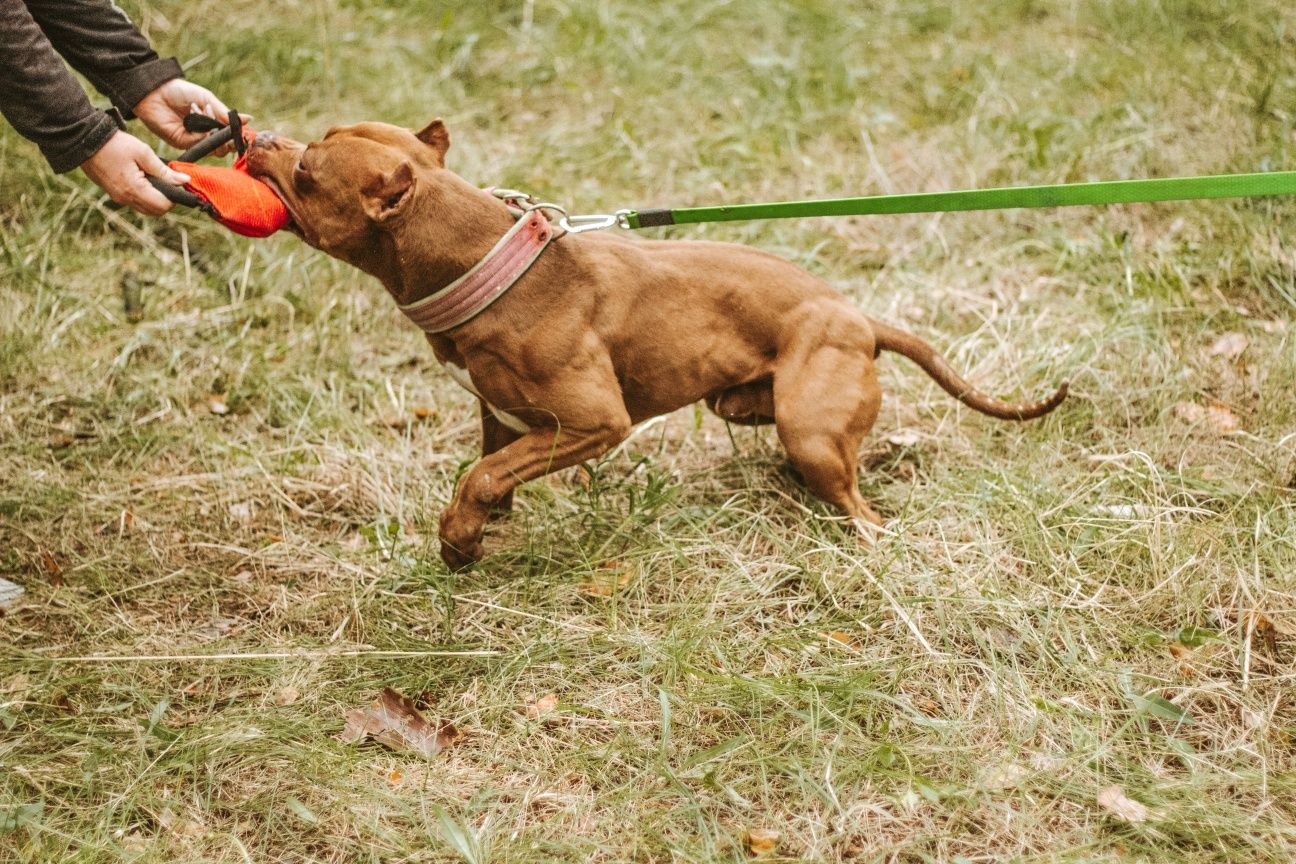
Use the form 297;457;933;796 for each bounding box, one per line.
246;118;452;267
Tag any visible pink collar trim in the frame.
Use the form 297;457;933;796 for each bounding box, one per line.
399;207;555;334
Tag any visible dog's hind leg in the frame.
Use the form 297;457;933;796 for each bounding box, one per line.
772;302;884;535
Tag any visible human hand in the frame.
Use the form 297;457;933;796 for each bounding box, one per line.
134;79;241;150
80;131;191;216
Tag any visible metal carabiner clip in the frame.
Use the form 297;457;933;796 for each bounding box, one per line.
559;209;634;234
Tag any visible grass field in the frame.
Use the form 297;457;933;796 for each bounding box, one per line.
3;0;1296;861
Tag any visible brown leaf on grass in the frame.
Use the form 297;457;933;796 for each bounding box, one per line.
580;564;633;597
377;409;436;431
1243;611;1292;655
1174;400;1240;434
820;630;860;649
2;673;31;707
745;828;780;858
915;696;942;717
1097;785;1149;823
157;807;206;837
526;693;559;719
274;686;301;707
339;687;460;758
1167;642;1197;677
37;549;63;587
885;429;921;447
1207;331;1249;360
1205;400;1240;434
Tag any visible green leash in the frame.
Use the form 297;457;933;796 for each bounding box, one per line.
592;170;1296;230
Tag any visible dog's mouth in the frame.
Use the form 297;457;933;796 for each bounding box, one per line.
257;176;308;241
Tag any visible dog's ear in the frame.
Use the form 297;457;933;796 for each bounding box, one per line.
415;118;450;162
363;160;416;222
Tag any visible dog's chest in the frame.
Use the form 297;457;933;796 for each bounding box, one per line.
442;362;530;434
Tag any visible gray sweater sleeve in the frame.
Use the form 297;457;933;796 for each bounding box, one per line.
0;0;182;172
23;0;182;117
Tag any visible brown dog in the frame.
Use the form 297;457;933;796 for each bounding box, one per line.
247;119;1066;569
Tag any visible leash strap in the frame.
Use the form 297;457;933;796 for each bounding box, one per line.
621;170;1296;229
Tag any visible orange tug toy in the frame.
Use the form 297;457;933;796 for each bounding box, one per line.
147;111;289;238
169;152;289;237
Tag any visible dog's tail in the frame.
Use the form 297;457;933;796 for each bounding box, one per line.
868;318;1068;421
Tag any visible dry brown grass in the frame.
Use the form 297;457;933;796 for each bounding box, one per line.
3;0;1296;861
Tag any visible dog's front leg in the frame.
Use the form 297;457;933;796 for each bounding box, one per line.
479;400;520;515
440;417;630;569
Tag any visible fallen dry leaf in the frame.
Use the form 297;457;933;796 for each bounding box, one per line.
1242;610;1292;655
1097;785;1149;824
1167;642;1197;677
1174;401;1205;424
1207;331;1249;360
339;687;460;758
387;767;404;785
1261;612;1295;637
886;429;921;447
979;762;1030;791
377;409;436;431
1205;400;1240;434
157;807;206;837
915;696;942;716
1174;400;1240;435
195;616;239;641
38;549;63;587
580;566;633;597
3;673;30;694
745;828;780;858
526;693;559;720
1241;706;1267;730
275;686;300;707
820;630;860;649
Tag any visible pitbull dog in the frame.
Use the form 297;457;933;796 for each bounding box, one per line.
247;119;1066;569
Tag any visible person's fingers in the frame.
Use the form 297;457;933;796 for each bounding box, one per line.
120;174;171;216
138;148;190;186
195;93;231;124
129;189;172;217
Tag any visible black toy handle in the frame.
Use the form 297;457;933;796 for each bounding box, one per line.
147;176;208;210
146;113;243;213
